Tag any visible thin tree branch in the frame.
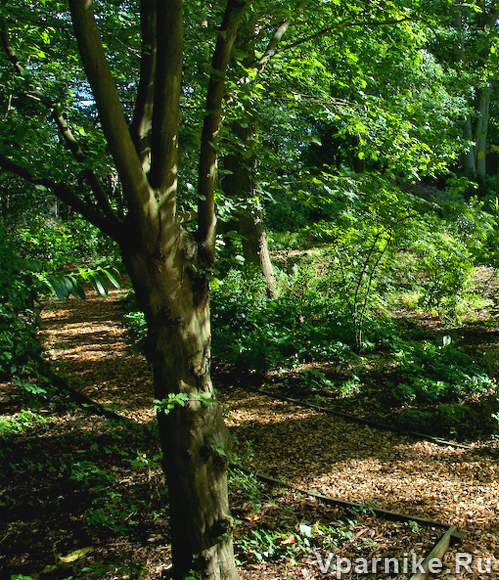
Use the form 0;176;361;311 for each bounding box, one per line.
0;20;24;76
1;17;52;107
282;14;415;52
0;153;123;241
69;0;157;244
130;0;157;171
52;105;86;162
51;105;120;222
357;232;391;349
197;0;250;263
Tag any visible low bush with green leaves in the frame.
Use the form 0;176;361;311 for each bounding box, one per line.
390;338;493;405
412;232;473;323
211;267;356;372
379;336;498;436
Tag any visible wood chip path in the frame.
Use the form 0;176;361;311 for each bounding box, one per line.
40;290;499;579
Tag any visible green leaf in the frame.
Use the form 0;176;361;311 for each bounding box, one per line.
154;393;190;414
88;272;107;296
48;276;72;300
66;275;85;299
100;268;120;290
210;442;226;456
13;125;30;145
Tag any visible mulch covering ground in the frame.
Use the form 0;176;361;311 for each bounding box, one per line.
1;288;499;579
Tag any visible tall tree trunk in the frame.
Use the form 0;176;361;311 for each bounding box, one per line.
220;8;303;299
122;234;238;580
462;116;476;178
452;5;497;180
474;87;490;176
237;205;278;299
1;0;248;576
221;16;279;299
223;143;278;298
66;1;247;577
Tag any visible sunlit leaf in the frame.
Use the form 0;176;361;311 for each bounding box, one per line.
59;546;92;563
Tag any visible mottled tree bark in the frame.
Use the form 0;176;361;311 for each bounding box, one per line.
122;234;238;579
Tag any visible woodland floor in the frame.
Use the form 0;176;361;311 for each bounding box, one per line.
1;286;499;579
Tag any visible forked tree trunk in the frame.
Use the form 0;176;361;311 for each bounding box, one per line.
462;88;490;179
122;234;238;580
3;0;246;577
453;6;497;180
66;0;248;577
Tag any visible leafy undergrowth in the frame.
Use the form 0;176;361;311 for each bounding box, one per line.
215;316;499;442
205;256;499;442
123;259;499;441
231;471;443;579
0;382;169;580
1;381;445;580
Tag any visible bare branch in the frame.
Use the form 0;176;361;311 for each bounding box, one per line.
1;17;51;107
52;105;120;221
52;105;86;162
282;14;415;52
0;20;24;76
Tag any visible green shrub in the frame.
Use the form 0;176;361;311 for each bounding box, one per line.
390;340;493;404
413;232;473;323
211;267;355;372
0;229;45;386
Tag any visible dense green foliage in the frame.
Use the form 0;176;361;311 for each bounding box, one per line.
0;228;46;397
0;213;120;403
2;1;499;578
119;173;499;439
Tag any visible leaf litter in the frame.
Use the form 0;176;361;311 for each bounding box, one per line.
0;289;497;578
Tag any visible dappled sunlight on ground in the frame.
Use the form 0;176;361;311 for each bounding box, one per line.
221;386;499;577
39;292;499;579
41;290;156;423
